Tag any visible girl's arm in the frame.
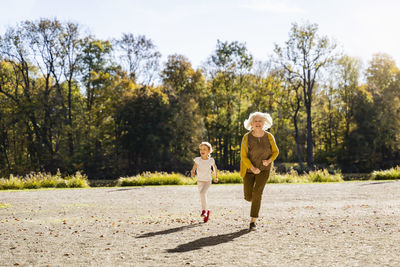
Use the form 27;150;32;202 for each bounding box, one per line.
190;163;197;177
212;164;218;183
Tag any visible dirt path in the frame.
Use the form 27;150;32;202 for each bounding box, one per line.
1;181;400;266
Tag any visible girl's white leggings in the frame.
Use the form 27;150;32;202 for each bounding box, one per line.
197;180;211;210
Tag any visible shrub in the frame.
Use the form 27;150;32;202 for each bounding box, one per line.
307;169;343;183
65;171;90;188
0;175;24;190
116;168;344;187
118;171;245;186
217;171;242;184
0;203;11;209
117;172;196;186
269;168;343;183
269;169;307;183
370;166;400;180
0;171;89;190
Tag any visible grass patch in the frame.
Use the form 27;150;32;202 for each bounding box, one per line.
0;203;11;209
0;167;360;189
0;171;89;190
306;169;344;183
65;172;90;188
116;169;343;186
217;171;242;184
370;166;400;180
269;169;344;183
117;171;244;186
117;172;196;186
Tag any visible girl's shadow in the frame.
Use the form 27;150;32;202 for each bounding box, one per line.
166;228;249;253
136;223;202;238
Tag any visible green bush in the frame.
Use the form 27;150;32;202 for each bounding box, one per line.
117;171;245;186
65;171;90;188
117;172;196;186
116;168;343;187
0;203;11;209
269;169;307;183
0;167;348;189
217;171;242;184
0;171;89;190
269;168;343;183
307;169;343;183
0;175;24;190
116;168;345;186
370;166;400;180
55;180;69;188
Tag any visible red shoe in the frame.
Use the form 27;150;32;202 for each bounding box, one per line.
201;210;206;217
203;210;210;223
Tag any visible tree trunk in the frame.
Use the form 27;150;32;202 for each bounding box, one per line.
304;78;314;169
67;78;74;156
0;129;11;173
293;109;304;171
306;104;313;169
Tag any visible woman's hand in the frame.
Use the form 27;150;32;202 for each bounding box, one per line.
213;177;218;183
262;159;272;166
250;166;261;174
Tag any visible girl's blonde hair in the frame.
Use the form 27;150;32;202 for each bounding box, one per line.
199;142;213;154
244;112;273;131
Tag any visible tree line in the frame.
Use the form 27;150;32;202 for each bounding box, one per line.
0;18;399;179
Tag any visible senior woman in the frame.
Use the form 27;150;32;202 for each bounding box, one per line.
240;112;279;231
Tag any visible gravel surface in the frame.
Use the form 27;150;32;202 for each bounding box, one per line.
1;181;400;266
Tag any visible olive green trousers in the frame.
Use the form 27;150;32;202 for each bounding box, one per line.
243;170;270;218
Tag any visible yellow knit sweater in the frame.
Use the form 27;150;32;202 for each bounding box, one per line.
240;131;279;178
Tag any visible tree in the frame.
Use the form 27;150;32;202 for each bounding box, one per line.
343;85;376;172
282;76;305;169
115;85;172;173
79;37;113;111
364;53;400;168
204;40;253;169
342;54;400;172
115;33;161;85
335;56;361;140
0;19;88;174
314;82;342;165
274;22;337;169
60;22;83;157
0;21;51;172
24;19;77;171
161;55;206;170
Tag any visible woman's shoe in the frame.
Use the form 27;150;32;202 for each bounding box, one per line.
249;222;257;231
203;210;210;223
201;210;206;217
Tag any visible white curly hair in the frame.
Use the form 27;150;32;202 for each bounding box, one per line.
244;112;273;131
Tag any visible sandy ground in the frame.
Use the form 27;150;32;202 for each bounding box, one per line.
1;181;400;267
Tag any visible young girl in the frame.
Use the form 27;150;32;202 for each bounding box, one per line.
191;142;218;223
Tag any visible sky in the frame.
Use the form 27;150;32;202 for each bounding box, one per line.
1;0;399;69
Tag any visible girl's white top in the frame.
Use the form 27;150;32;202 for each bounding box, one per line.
194;157;215;181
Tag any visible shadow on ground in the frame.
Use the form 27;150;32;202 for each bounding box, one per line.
166;228;249;253
359;181;396;186
106;187;144;192
136;223;202;238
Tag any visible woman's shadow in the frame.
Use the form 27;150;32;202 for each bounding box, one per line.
136;223;202;238
166;228;249;253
